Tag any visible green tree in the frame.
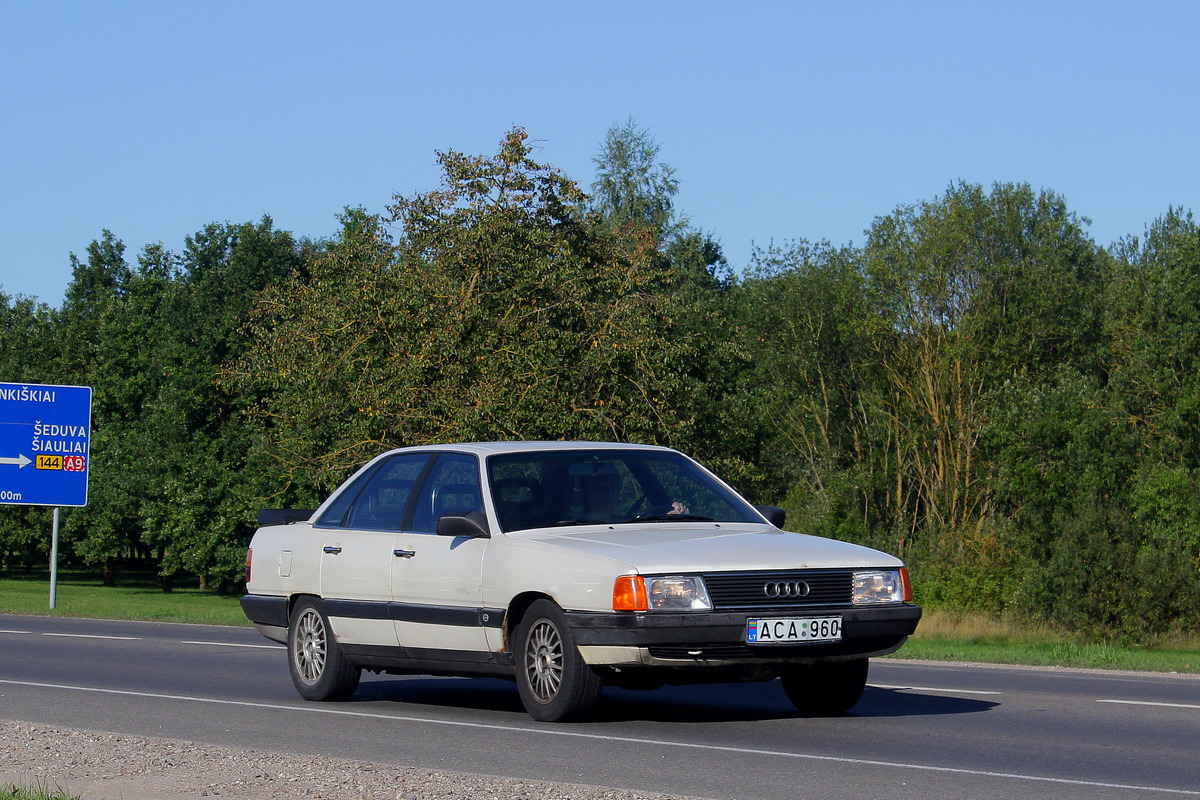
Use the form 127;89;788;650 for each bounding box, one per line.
1107;208;1200;467
590;117;683;242
590;118;730;290
47;220;305;589
861;182;1103;555
725;241;881;526
141;219;307;589
587;119;742;487
0;290;56;384
1101;208;1200;632
229;129;694;491
0;290;58;571
985;367;1138;626
54;233;141;583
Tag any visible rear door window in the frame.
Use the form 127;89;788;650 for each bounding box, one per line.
317;453;430;529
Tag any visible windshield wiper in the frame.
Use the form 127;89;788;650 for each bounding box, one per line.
624;514;715;523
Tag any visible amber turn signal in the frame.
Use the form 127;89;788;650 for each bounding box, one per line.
613;575;648;611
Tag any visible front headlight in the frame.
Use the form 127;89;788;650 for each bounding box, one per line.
647;576;713;610
613;575;713;611
852;569;909;604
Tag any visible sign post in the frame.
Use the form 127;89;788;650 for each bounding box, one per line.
51;507;60;609
0;382;93;609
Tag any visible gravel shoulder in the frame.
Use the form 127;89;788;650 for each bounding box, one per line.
0;720;705;800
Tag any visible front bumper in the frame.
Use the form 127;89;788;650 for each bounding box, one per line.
565;604;922;667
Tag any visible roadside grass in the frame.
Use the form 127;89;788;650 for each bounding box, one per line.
0;568;247;626
3;568;1198;674
0;781;81;800
895;608;1200;674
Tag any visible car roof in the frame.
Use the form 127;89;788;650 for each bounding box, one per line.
380;441;679;457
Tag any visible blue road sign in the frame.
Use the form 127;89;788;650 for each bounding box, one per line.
0;382;92;507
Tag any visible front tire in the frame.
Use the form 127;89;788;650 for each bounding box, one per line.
781;658;869;715
514;599;602;722
287;597;361;701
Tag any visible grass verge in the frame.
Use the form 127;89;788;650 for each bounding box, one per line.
0;568;248;626
895;608;1200;674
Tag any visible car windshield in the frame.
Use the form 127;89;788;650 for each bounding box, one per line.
487;449;762;533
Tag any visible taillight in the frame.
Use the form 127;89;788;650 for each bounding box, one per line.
613;576;648;611
244;549;253;585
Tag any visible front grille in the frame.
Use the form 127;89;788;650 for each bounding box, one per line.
701;569;852;609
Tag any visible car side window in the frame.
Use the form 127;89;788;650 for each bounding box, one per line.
314;462;383;527
407;453;482;533
321;454;429;530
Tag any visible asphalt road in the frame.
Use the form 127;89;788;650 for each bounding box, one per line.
1;614;1197;799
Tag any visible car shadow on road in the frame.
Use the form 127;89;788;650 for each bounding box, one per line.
591;683;998;723
350;675;998;723
352;675;527;714
853;686;1000;718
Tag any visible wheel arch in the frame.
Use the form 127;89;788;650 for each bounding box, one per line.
287;592;322;620
503;591;556;652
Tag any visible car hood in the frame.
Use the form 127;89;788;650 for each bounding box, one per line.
506;522;902;573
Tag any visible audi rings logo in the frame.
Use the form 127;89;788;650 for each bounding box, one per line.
764;580;810;598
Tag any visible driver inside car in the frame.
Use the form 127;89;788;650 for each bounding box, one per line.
573;462;689;523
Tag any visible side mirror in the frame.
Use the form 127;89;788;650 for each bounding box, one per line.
755;505;786;528
436;511;491;538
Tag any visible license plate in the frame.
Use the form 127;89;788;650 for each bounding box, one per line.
746;616;842;644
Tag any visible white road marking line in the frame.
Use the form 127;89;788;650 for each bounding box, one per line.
1098;699;1200;710
2;678;1197;796
0;630;273;648
871;684;1002;695
41;633;140;641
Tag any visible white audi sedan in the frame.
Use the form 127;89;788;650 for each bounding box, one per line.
241;442;921;721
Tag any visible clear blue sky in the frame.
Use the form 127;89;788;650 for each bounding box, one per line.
2;1;1197;307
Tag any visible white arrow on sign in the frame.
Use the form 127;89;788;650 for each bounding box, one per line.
0;453;32;468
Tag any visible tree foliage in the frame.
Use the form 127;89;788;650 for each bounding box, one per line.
590;117;682;242
227;129;694;491
861;183;1103;549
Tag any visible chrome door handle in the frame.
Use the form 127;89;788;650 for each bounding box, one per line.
323;546;342;555
393;549;416;559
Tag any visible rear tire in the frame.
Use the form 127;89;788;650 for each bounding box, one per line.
514;599;602;722
287;597;361;701
781;658;869;715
